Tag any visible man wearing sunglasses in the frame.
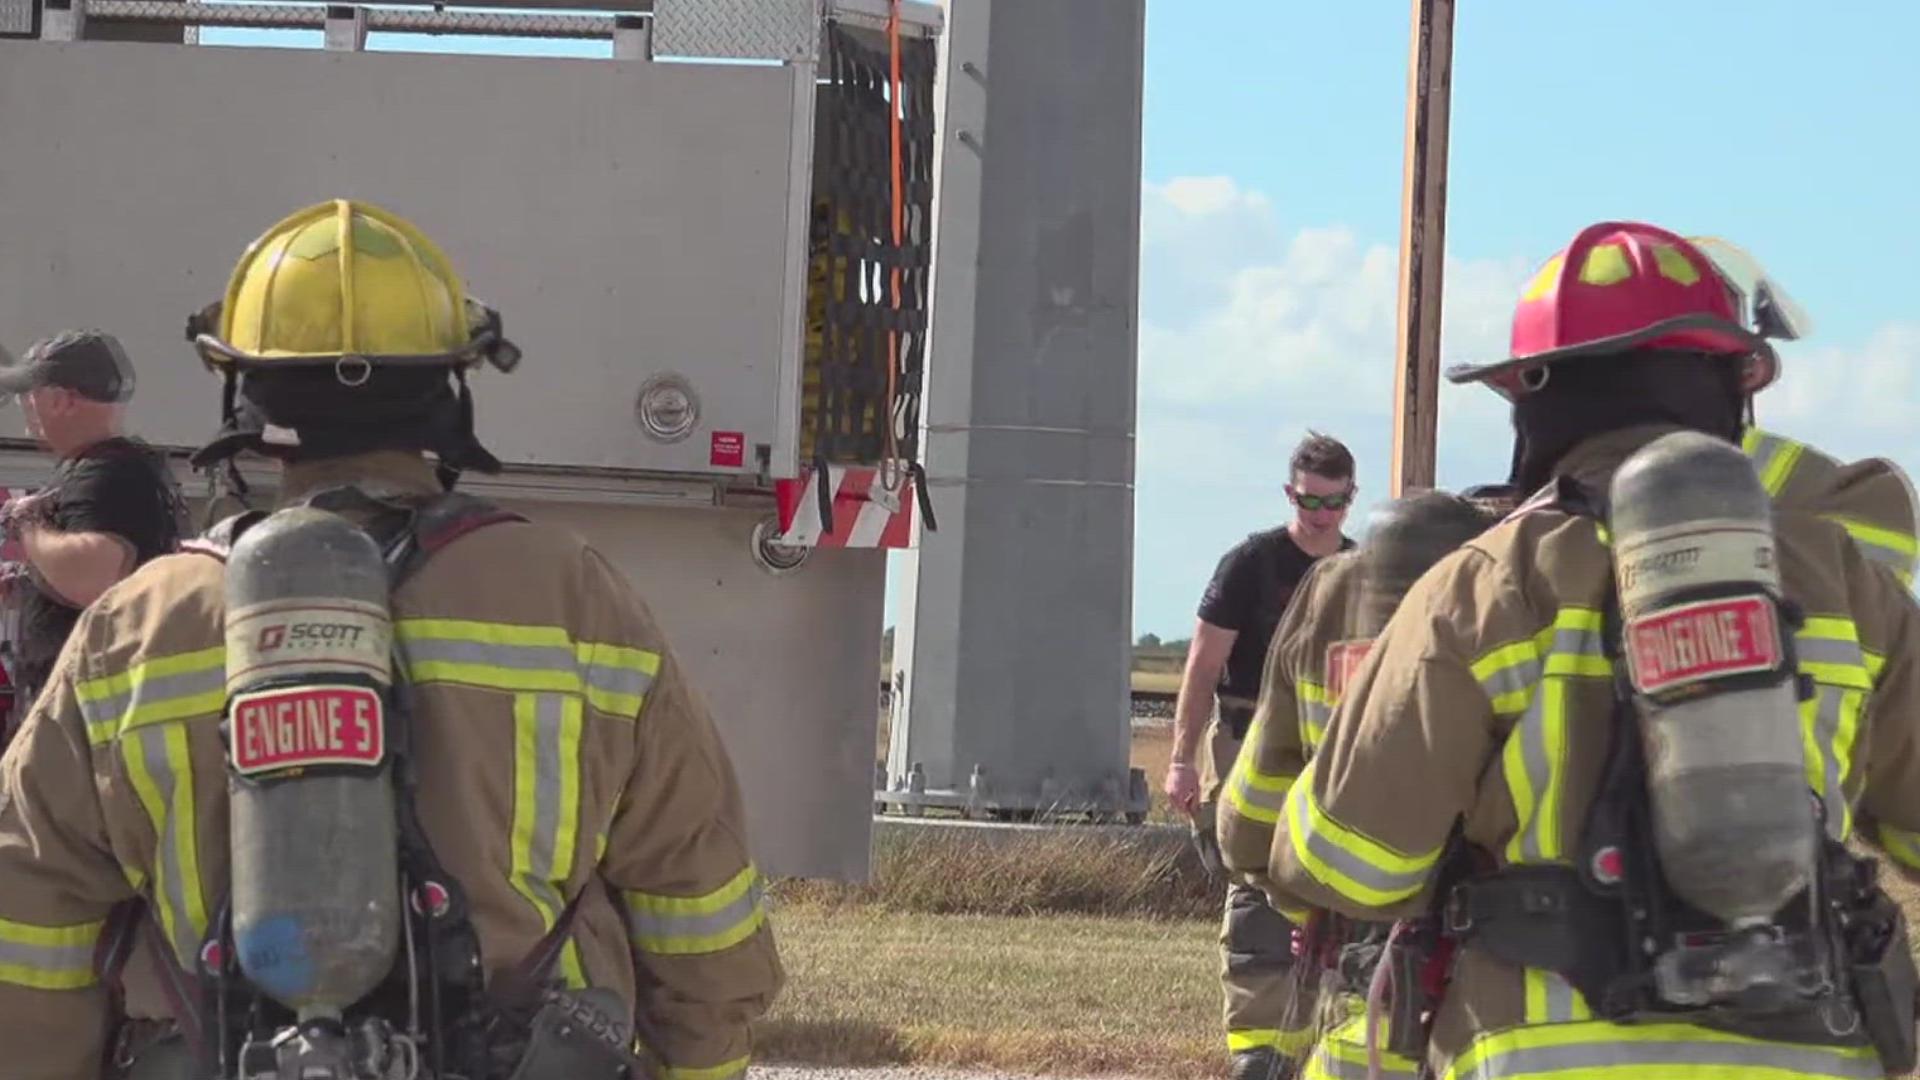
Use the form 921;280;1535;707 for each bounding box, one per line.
1164;430;1358;1080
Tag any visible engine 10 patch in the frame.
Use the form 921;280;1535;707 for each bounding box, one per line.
1624;594;1781;696
230;684;386;778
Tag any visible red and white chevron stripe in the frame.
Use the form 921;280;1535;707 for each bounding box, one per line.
774;466;915;549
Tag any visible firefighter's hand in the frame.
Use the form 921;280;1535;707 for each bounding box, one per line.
1163;760;1200;817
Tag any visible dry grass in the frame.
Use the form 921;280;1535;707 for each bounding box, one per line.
771;820;1215;920
755;904;1225;1079
1131;669;1183;695
759;800;1226;1077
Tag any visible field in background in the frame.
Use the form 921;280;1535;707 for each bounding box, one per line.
761;825;1225;1077
846;642;1920;1078
756;906;1222;1077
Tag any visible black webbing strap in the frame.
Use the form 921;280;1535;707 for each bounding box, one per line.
805;22;936;472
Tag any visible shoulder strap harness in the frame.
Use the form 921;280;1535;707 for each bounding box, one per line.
1440;474;1916;1064
103;485;604;1077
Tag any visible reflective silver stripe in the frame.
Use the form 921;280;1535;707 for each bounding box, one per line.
126;726;205;965
627;874;766;954
401;630;658;711
0;936;94;972
1457;1037;1883;1079
1847;528;1914;573
1798;635;1867;670
409;637;576;675
78;660;228;744
1307;1029;1420;1080
1743;429;1805;498
1299;699;1331;747
1544;972;1581;1023
630;881;763;943
1508;687;1553;863
1226;767;1290;821
1286;785;1433;903
1546;625;1600;658
511;693;584;986
0;928;99;990
1809;686;1847;840
1478;658;1539;703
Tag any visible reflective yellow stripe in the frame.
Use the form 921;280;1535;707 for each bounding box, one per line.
1283;761;1438;909
123;724;208;966
1523;967;1592;1024
0;915;104;991
1305;1016;1420;1079
1826;512;1919;584
1230;1027;1314;1056
76;646;227;746
659;1056;750;1080
1297;679;1331;752
625;865;768;957
1880;824;1920;872
1223;719;1295;827
1741;428;1804;497
397;619;660;717
510;693;587;989
1470;640;1540;718
1796;618;1873;841
1494;608;1605;864
1442;1018;1882;1080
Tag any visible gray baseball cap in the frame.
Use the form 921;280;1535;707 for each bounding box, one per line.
0;329;136;403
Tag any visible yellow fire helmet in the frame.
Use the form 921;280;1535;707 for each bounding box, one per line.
185;199;520;487
187;198;520;378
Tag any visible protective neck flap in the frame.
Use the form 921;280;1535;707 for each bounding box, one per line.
1509;349;1746;493
191;366;502;491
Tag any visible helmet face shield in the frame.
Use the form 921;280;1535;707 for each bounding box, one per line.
1685;235;1812;343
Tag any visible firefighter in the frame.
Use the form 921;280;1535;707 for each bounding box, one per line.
0;199;784;1079
1738;425;1918;585
1264;221;1920;1080
1216;489;1494;1080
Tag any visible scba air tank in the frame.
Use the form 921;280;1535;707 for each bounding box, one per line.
223;506;401;1018
1355;491;1495;638
1608;430;1816;927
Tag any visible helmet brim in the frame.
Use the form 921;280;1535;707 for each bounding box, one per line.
1446;313;1777;395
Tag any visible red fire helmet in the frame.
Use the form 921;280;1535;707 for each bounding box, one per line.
1447;221;1803;400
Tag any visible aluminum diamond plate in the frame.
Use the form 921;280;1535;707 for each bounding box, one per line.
652;0;817;61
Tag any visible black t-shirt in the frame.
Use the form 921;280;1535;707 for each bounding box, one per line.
17;438;184;690
1198;526;1353;736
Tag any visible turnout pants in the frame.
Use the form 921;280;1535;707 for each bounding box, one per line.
1199;714;1307;1061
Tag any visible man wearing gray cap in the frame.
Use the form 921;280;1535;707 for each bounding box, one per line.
0;330;187;708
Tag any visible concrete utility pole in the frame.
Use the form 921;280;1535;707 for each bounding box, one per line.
885;0;1149;823
1390;0;1455;496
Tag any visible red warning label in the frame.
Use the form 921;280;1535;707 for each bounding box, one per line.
710;432;745;468
1626;595;1781;695
1324;639;1375;705
230;684;385;777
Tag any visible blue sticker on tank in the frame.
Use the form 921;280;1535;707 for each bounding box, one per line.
236;915;316;1001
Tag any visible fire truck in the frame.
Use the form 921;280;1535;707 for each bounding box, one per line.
0;0;946;880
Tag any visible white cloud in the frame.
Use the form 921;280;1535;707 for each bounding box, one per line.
1130;176;1920;636
1133;177;1533;634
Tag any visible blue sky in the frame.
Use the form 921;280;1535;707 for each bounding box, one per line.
1122;0;1920;637
201;1;1920;638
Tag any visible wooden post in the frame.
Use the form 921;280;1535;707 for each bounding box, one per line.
1389;0;1454;496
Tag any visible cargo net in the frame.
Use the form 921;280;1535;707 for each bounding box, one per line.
802;20;936;502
